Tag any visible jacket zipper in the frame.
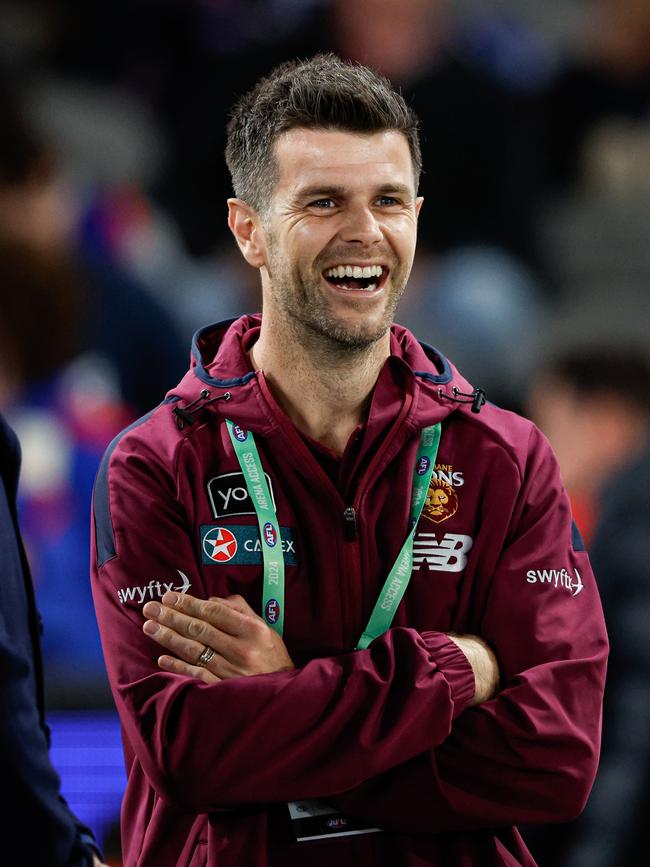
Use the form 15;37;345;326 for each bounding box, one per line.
343;505;357;541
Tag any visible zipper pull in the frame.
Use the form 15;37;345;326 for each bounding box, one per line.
343;506;357;541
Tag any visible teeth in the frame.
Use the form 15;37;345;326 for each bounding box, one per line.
342;282;376;292
324;265;384;278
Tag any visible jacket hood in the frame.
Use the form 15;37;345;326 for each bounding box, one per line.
166;316;485;432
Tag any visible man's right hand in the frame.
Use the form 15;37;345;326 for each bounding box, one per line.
445;633;500;705
143;592;294;682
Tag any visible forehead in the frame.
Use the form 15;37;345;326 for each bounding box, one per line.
272;127;416;196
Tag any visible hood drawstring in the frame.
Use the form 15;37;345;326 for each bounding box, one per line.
173;389;232;429
437;386;486;414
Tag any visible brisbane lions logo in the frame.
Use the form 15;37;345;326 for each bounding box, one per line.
423;478;459;524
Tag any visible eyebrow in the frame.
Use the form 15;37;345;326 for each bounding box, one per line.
295;183;414;200
295;185;346;200
376;183;413;197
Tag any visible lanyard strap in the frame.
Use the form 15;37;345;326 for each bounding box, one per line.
226;420;285;635
226;420;441;645
355;422;440;649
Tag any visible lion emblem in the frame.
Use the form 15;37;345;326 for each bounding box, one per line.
422;478;458;524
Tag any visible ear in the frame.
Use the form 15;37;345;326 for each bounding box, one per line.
227;198;267;268
415;196;424;218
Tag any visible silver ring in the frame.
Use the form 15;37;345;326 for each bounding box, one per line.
197;646;215;667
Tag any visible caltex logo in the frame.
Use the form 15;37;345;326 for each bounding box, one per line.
232;424;247;442
263;522;277;547
202;527;238;562
417;456;431;475
265;598;280;624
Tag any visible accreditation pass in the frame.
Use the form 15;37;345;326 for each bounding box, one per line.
287;799;382;842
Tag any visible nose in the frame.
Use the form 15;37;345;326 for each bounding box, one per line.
338;203;383;245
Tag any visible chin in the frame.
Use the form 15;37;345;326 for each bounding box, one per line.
311;318;390;349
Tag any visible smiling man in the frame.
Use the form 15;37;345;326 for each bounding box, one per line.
91;55;607;867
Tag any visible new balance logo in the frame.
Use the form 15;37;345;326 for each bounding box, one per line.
413;532;473;573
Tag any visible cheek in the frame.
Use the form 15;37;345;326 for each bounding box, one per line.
293;219;334;248
386;218;418;258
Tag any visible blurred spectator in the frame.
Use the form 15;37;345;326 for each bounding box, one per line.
0;67;186;703
545;0;650;195
0;239;130;702
154;0;551;266
0;68;187;416
525;346;650;866
0;411;106;866
397;243;546;410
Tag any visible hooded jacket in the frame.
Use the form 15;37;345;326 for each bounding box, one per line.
91;316;608;867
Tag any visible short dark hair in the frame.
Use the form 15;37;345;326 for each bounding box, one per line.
225;53;421;212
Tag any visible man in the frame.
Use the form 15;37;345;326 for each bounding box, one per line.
0;413;106;867
91;55;607;867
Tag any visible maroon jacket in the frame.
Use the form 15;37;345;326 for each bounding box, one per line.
91;316;608;867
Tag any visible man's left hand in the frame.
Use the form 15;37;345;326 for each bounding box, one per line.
142;592;294;683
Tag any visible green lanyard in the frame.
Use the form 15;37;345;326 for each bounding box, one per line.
226;420;285;635
226;420;441;649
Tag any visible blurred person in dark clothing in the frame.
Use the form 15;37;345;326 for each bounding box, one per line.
0;239;131;699
525;347;650;867
545;0;650;194
157;0;547;265
0;69;185;702
35;1;649;257
0;67;186;418
0;412;108;866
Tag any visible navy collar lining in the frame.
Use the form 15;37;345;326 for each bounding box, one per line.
191;322;453;388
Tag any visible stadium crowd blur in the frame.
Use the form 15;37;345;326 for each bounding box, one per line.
0;1;648;864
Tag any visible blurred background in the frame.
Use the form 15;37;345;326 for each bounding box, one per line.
0;1;648;864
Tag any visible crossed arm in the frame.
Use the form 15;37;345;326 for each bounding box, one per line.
93;426;607;824
142;591;500;704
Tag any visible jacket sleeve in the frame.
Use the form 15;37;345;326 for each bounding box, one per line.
331;426;609;831
91;423;476;813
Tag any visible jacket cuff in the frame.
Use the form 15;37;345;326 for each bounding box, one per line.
421;631;475;717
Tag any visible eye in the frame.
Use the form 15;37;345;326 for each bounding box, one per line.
376;196;400;207
308;198;336;209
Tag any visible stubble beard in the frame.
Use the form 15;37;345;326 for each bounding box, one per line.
266;243;409;357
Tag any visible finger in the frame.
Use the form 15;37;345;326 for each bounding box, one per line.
208;595;263;625
161;592;255;638
143;602;245;665
144;616;230;681
143;618;210;667
157;654;220;683
143;598;231;648
221;594;258;617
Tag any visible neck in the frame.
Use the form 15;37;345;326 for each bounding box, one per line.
250;313;391;456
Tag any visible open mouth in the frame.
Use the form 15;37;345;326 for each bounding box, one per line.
323;264;387;292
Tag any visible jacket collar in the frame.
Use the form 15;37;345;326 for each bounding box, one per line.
168;316;481;432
